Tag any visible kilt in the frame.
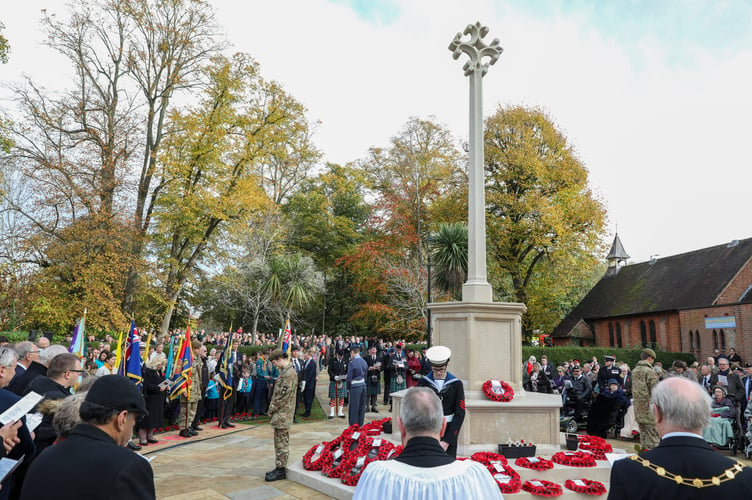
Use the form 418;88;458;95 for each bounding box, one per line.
366;374;381;395
389;374;406;394
329;380;347;400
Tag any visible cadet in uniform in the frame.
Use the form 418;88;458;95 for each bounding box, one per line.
417;346;465;458
597;355;623;393
265;349;297;482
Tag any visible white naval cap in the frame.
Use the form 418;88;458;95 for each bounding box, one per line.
426;345;451;366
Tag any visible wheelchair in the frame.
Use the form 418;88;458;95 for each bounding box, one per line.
559;388;594;434
706;404;743;456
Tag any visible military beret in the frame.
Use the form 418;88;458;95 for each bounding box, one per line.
85;375;148;416
269;349;287;361
191;340;202;349
642;348;656;359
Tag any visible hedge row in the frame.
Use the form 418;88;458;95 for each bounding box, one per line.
520;346;696;369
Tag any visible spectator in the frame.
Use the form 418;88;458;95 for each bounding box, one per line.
138;353;167;446
553;365;569;394
609;377;752;498
353;387;501;500
11;342;39;380
710;385;736;419
95;352;118;376
8;344;67;396
20;375;154;500
25;353;82;454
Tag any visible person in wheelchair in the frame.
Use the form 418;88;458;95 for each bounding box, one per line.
586;378;629;438
563;365;592;422
711;385;736;419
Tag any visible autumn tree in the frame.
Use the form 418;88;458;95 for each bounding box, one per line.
484;105;606;334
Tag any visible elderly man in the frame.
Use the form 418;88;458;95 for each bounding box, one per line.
609;377;752;499
711;357;744;406
0;347;35;500
11;342;39;380
20;375;154;500
353;387;501;500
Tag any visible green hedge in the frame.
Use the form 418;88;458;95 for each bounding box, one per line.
521;346;696;369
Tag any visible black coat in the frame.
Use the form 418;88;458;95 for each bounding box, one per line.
7;361;46;396
418;373;465;458
20;424;155;500
24;376;71;453
608;435;752;499
141;368;166;430
0;389;35;500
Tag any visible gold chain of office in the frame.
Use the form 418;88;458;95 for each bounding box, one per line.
630;455;746;488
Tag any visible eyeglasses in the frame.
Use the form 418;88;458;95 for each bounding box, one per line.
67;369;86;373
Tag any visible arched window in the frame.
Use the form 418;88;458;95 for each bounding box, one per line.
696;330;701;350
689;330;694;350
649;320;657;345
720;329;726;350
608;323;615;347
640;321;647;347
615;323;622;348
713;330;718;350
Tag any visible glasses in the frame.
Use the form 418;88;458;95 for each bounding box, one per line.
67;369;86;373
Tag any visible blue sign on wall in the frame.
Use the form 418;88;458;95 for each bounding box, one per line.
705;316;736;329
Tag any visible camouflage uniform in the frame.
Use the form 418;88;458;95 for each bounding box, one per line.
632;359;659;449
180;356;203;430
269;361;297;468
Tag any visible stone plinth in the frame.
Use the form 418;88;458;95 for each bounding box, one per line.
391;389;562;456
430;301;526;392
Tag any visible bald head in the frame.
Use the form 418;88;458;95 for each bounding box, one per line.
652;377;711;435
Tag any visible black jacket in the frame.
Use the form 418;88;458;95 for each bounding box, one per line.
395;436;454;468
609;435;752;499
20;424;155;500
7;361;47;396
0;389;35;500
24;376;70;453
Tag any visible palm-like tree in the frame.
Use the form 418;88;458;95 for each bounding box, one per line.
431;222;468;300
264;252;323;323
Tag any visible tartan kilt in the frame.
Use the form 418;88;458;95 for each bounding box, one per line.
366;375;381;395
389;375;406;394
329;380;347;400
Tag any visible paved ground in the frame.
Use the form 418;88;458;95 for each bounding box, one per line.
147;374;383;499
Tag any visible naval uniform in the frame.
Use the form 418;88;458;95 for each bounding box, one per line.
418;371;465;458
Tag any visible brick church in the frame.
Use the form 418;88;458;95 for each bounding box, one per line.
552;235;752;362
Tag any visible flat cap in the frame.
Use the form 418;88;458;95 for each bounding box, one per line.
426;346;451;366
85;375;148;416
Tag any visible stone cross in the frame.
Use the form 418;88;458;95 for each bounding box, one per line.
449;22;502;303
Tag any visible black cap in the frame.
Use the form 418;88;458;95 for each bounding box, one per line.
85;375;148;416
745;362;752;368
607;378;619;385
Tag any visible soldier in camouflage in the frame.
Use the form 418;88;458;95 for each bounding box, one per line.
179;340;204;438
632;348;660;450
265;349;297;482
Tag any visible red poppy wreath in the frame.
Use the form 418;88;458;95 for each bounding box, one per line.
564;479;607;495
577;435;612;461
482;379;514;402
485;461;522;494
522;479;563;497
515;456;554;471
551;451;596;468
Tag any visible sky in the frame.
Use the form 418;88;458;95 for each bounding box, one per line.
2;0;752;264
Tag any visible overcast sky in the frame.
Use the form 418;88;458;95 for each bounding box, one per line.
2;0;751;264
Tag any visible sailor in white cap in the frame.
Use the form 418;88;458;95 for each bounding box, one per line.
417;345;465;458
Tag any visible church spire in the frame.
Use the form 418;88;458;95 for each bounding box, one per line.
605;233;630;275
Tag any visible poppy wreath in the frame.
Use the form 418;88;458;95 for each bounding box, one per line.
522;480;563;497
321;446;351;479
515;456;554;471
317;435;346;474
551;451;596;468
485;462;521;494
564;479;607;496
339;438;375;486
375;441;397;460
470;452;508;466
339;424;361;451
482;380;514;402
361;417;391;435
577;435;612;461
302;441;332;471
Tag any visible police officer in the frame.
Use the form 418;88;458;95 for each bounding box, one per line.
417;346;465;458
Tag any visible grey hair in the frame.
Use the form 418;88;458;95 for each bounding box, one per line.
40;345;69;366
14;341;36;361
0;347;17;368
53;392;86;439
146;353;167;370
399;387;444;436
652;378;711;431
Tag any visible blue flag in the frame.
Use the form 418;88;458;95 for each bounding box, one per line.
217;331;234;400
124;320;142;387
169;326;193;400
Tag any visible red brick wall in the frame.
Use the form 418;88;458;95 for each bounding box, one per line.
717;257;752;304
680;304;752;364
592;313;681;352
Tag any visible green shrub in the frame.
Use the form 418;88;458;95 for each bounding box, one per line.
521;345;695;369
